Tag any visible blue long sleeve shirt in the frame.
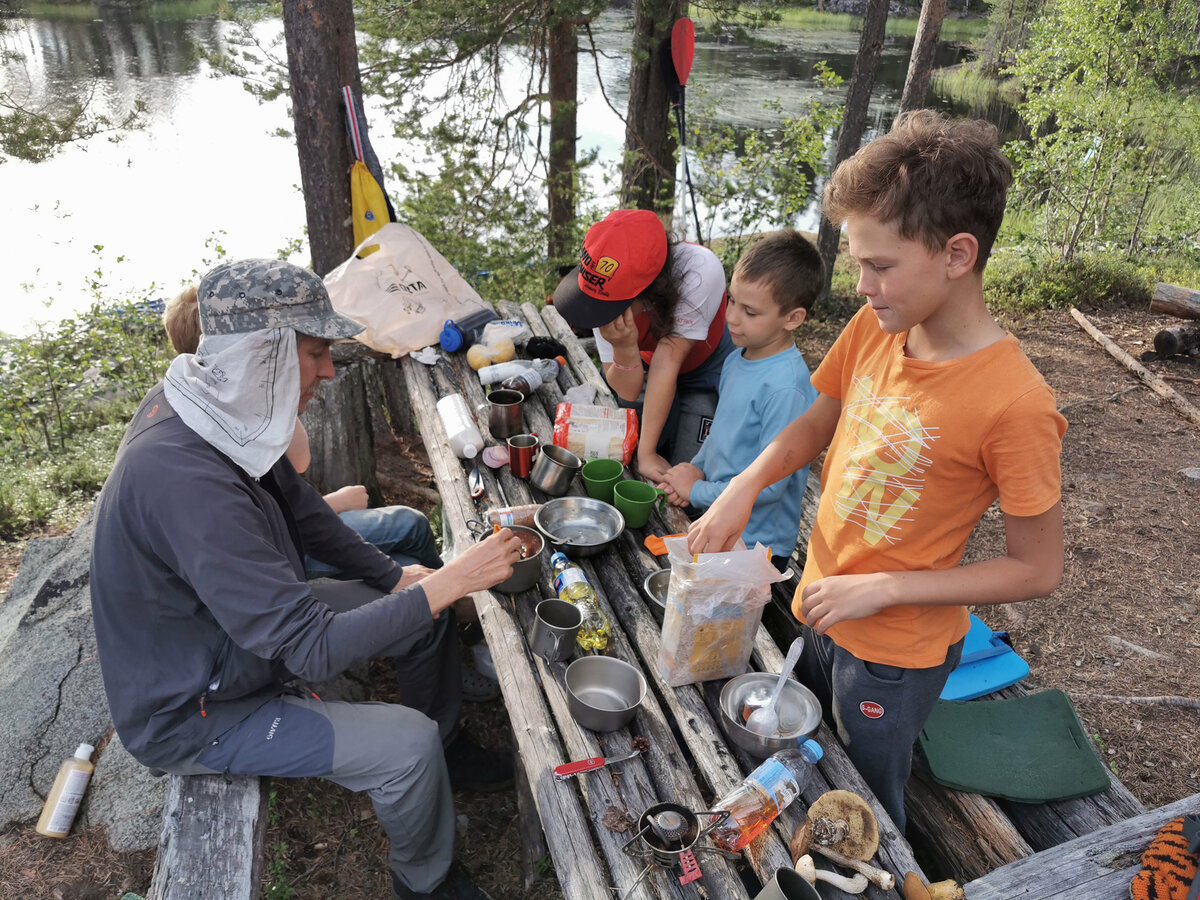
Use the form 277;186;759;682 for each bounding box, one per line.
690;346;817;558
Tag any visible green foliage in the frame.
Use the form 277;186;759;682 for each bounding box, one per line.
396;153;576;306
0;302;171;536
263;841;295;900
931;64;1021;109
687;64;844;269
1005;0;1200;260
983;249;1161;314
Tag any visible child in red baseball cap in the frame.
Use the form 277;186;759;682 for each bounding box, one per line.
552;209;733;481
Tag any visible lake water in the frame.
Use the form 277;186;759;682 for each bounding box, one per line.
0;6;989;336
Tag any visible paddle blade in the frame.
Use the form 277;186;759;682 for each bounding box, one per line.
671;18;695;86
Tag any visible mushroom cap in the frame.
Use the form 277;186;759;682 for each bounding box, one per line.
807;790;879;860
904;872;932;900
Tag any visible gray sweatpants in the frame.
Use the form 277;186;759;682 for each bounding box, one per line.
798;625;963;833
165;580;461;894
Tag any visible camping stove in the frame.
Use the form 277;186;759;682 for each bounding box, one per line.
619;802;738;898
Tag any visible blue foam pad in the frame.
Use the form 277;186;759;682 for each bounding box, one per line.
940;615;1029;701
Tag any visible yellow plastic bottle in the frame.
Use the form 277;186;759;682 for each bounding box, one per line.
35;743;95;837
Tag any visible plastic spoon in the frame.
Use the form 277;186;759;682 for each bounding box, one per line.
746;635;805;736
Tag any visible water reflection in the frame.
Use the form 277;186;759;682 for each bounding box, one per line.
0;7;1013;335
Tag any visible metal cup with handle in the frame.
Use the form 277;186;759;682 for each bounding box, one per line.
530;598;582;663
477;388;524;440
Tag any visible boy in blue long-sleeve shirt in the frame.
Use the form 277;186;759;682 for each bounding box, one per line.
660;230;822;565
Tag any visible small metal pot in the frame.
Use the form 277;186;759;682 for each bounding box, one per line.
565;656;646;732
642;568;670;609
529;444;583;496
491;525;544;594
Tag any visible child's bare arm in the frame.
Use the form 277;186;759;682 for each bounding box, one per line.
800;502;1064;633
688;393;841;554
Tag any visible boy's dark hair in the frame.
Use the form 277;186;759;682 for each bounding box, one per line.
733;229;824;314
823;110;1012;272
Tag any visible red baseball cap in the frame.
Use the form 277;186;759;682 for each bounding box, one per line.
552;209;668;330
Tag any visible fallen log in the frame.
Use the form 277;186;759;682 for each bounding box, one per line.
1149;283;1200;320
1069;307;1200;428
1153;322;1200;358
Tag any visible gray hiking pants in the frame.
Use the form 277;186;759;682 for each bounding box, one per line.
798;625;963;833
164;580;461;894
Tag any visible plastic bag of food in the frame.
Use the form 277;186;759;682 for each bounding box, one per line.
658;536;789;686
552;403;639;465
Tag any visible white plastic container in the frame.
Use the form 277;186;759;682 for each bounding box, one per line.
35;743;95;837
436;393;484;459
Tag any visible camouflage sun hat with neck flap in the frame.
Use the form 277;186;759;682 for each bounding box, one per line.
197;258;364;340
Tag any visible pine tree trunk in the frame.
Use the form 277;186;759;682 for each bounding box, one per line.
817;0;891;295
282;0;362;276
620;0;683;215
900;0;946;114
548;17;579;268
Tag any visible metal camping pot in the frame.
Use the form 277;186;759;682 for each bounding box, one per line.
529;444;583;496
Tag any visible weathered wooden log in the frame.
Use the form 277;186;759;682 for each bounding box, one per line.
904;766;1033;883
300;357;383;504
378;357;417;440
147;774;267;900
963;792;1200;900
400;354;613;900
1069;307;1200;428
515;763;551;889
1150;282;1200;319
1153;322;1200;358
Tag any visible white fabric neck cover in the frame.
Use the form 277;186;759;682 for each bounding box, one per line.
163;328;300;479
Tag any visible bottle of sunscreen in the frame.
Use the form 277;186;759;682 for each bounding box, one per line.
36;743;95;837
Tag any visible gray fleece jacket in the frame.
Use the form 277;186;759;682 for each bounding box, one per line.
91;384;431;769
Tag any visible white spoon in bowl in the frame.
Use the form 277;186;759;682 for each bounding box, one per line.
746;635;805;737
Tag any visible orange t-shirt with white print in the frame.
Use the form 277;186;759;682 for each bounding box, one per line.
793;306;1067;668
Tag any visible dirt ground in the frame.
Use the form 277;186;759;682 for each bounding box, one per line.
1;304;1198;899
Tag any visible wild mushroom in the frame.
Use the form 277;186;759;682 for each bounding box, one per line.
789;790;896;891
903;872;966;900
794;854;869;894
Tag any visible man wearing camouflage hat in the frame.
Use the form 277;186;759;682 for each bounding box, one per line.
91;258;518;899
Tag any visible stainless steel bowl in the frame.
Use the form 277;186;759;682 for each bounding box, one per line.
718;671;821;757
565;656;647;732
535;497;625;559
642;568;670;609
491;525;544;594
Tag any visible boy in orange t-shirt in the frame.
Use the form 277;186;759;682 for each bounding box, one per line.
688;111;1067;831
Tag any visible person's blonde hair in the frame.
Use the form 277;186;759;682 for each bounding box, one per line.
823;110;1012;272
163;284;201;354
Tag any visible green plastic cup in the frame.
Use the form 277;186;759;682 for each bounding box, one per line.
613;479;667;528
580;458;624;503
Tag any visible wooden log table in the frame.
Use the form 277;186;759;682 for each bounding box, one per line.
400;300;922;900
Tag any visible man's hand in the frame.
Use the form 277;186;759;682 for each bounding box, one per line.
660;462;704;508
799;572;896;634
391;565;436;592
324;484;369;514
409;529;525;618
687;478;756;554
598;307;639;351
637;449;672;483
